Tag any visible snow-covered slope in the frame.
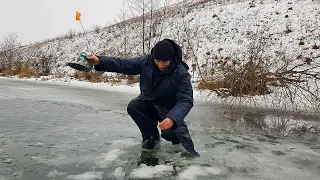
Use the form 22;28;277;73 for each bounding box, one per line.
19;0;319;75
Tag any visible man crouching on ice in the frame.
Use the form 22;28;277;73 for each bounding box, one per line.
87;39;199;157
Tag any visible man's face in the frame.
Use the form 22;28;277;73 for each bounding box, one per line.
154;59;170;71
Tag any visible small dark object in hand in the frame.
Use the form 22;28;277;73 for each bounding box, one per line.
67;62;91;72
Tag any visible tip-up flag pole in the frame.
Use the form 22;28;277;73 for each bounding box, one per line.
75;11;91;51
67;11;93;72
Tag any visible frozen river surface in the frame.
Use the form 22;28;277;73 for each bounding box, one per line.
0;78;319;180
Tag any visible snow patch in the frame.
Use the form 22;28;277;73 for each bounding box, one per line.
31;155;68;165
97;149;125;168
46;170;67;178
2;158;12;164
178;165;223;180
130;164;174;179
67;171;103;180
114;167;126;178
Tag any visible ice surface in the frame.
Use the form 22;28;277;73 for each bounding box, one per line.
0;77;319;180
0;175;8;180
111;138;140;148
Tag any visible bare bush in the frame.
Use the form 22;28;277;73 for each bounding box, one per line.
66;30;76;39
198;29;320;111
127;0;172;54
0;33;20;71
127;0;152;54
93;25;101;33
34;50;56;76
114;0;133;57
198;60;271;97
177;3;205;81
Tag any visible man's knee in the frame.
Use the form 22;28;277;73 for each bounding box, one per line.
127;98;140;114
127;98;150;117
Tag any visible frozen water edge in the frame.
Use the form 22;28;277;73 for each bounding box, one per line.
1;76;319;116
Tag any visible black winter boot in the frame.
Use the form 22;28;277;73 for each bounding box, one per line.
142;136;160;150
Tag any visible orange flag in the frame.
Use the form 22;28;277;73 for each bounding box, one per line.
76;11;81;21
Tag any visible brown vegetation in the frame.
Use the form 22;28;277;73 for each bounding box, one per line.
74;71;105;83
198;60;271;97
126;75;140;85
1;64;39;78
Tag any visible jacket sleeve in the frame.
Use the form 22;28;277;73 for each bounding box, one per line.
165;73;194;125
94;55;146;75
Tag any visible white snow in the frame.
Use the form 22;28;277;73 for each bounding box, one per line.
1;76;140;95
130;164;174;179
113;167;126;178
66;171;103;180
97;149;126;168
2;158;12;164
178;165;223;180
46;170;67;178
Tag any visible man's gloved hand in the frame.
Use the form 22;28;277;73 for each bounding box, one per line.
158;118;175;130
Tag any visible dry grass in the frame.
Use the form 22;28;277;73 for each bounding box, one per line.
1;64;39;78
126;75;140;85
105;74;139;85
74;71;105;83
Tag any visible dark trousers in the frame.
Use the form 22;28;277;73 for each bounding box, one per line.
127;98;179;144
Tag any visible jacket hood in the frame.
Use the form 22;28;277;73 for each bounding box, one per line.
151;39;189;70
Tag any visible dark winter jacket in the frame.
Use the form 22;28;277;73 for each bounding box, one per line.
94;39;199;157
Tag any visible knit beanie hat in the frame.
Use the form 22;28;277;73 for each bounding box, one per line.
152;40;174;61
